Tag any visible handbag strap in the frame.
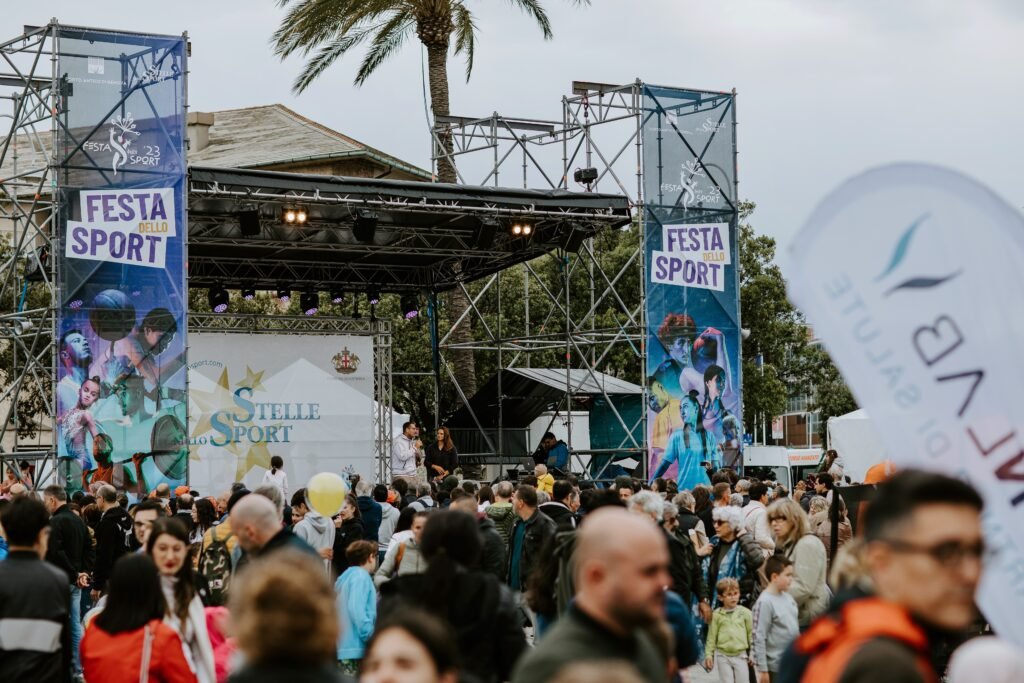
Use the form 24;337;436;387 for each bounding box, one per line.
139;623;154;683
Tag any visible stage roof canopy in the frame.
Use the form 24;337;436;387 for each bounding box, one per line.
187;166;632;293
446;368;642;429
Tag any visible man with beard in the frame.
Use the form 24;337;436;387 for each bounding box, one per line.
57;329;93;414
511;508;670;683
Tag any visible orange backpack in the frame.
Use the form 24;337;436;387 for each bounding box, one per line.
795;598;937;683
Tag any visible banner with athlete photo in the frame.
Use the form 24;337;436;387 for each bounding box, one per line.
787;163;1024;646
643;86;742;486
55;28;188;495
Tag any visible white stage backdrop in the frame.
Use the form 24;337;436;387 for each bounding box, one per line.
188;333;376;495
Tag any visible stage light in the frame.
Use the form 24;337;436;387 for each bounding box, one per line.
573;167;599;185
241;286;256;300
400;293;419;320
476;218;498;249
296;209;307;224
283;209;297;224
353;210;378;244
511;223;532;237
301;291;319;316
239;209;261;237
330;289;345;304
208;286;229;313
68;298;84;309
367;287;381;306
276;287;291;302
23;246;48;282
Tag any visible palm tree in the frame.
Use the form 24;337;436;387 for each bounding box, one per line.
273;0;586;400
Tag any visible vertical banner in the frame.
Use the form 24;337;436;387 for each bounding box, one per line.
643;86;742;488
56;29;187;495
787;163;1024;646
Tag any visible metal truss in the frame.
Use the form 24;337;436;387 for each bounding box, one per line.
0;23;60;489
432;80;738;477
186;166;629;294
189;313;394;483
430;82;648;473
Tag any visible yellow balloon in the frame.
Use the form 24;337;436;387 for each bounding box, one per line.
306;472;349;517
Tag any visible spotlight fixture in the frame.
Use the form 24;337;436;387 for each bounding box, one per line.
367;287;381;306
208;285;229;313
511;223;533;237
330;289;345;305
295;209;307;224
241;285;256;301
300;290;319;316
353;210;378;244
239;208;261;237
573;167;599;186
283;209;296;223
68;297;84;309
400;293;419;320
23;246;48;281
276;287;291;302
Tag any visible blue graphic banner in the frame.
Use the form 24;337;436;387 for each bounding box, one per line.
56;28;188;494
643;86;742;487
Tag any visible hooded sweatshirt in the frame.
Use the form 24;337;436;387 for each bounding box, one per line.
377;502;400;553
294;511;336;573
486;501;516;547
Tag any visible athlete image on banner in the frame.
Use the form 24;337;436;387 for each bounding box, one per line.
642;86;743;484
55;28;188;495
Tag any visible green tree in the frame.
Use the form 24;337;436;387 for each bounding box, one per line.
271;0;589;399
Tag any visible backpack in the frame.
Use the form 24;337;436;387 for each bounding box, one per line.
199;528;234;607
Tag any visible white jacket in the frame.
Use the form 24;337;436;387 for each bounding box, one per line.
261;468;289;500
741;500;775;556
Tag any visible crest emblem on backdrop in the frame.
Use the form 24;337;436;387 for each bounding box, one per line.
332;347;360;375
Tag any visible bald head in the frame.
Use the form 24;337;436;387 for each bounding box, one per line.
574;507;669;632
577;507;664;567
231;493;282;553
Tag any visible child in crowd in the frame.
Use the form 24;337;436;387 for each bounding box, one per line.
534;464;555;496
752;555;800;683
336;540;379;675
705;577;753;682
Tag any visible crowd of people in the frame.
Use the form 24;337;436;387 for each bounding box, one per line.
0;434;1019;683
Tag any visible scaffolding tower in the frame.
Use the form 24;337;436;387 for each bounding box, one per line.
0;24;60;489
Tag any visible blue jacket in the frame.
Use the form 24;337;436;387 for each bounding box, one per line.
336;566;376;660
547;442;569;470
357;496;382;543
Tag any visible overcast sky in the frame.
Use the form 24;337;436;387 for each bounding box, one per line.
8;0;1022;247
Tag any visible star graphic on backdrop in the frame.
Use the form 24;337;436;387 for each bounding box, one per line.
235;366;266;393
236;439;273;481
189;367;233;439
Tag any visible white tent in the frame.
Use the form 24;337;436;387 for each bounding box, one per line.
826;409;889;483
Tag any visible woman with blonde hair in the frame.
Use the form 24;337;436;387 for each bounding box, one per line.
767;497;829;626
228;549;346;682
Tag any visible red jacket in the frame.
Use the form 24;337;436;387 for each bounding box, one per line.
82;618;198;683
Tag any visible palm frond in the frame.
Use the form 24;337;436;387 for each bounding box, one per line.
355;11;416;85
452;4;477;81
507;0;553;39
272;0;394;59
291;24;380;92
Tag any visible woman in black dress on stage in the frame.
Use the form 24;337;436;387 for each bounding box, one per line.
424;427;458;483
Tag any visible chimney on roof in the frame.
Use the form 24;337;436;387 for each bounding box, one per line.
186;112;215;152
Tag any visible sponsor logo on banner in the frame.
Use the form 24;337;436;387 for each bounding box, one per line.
332;347;360;375
786;162;1024;646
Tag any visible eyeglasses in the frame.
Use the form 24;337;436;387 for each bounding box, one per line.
882;538;993;569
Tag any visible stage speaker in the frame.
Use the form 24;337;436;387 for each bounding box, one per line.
353;210;378;244
238;209;261;237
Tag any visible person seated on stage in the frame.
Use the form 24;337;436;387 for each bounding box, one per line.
532;432;569;471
